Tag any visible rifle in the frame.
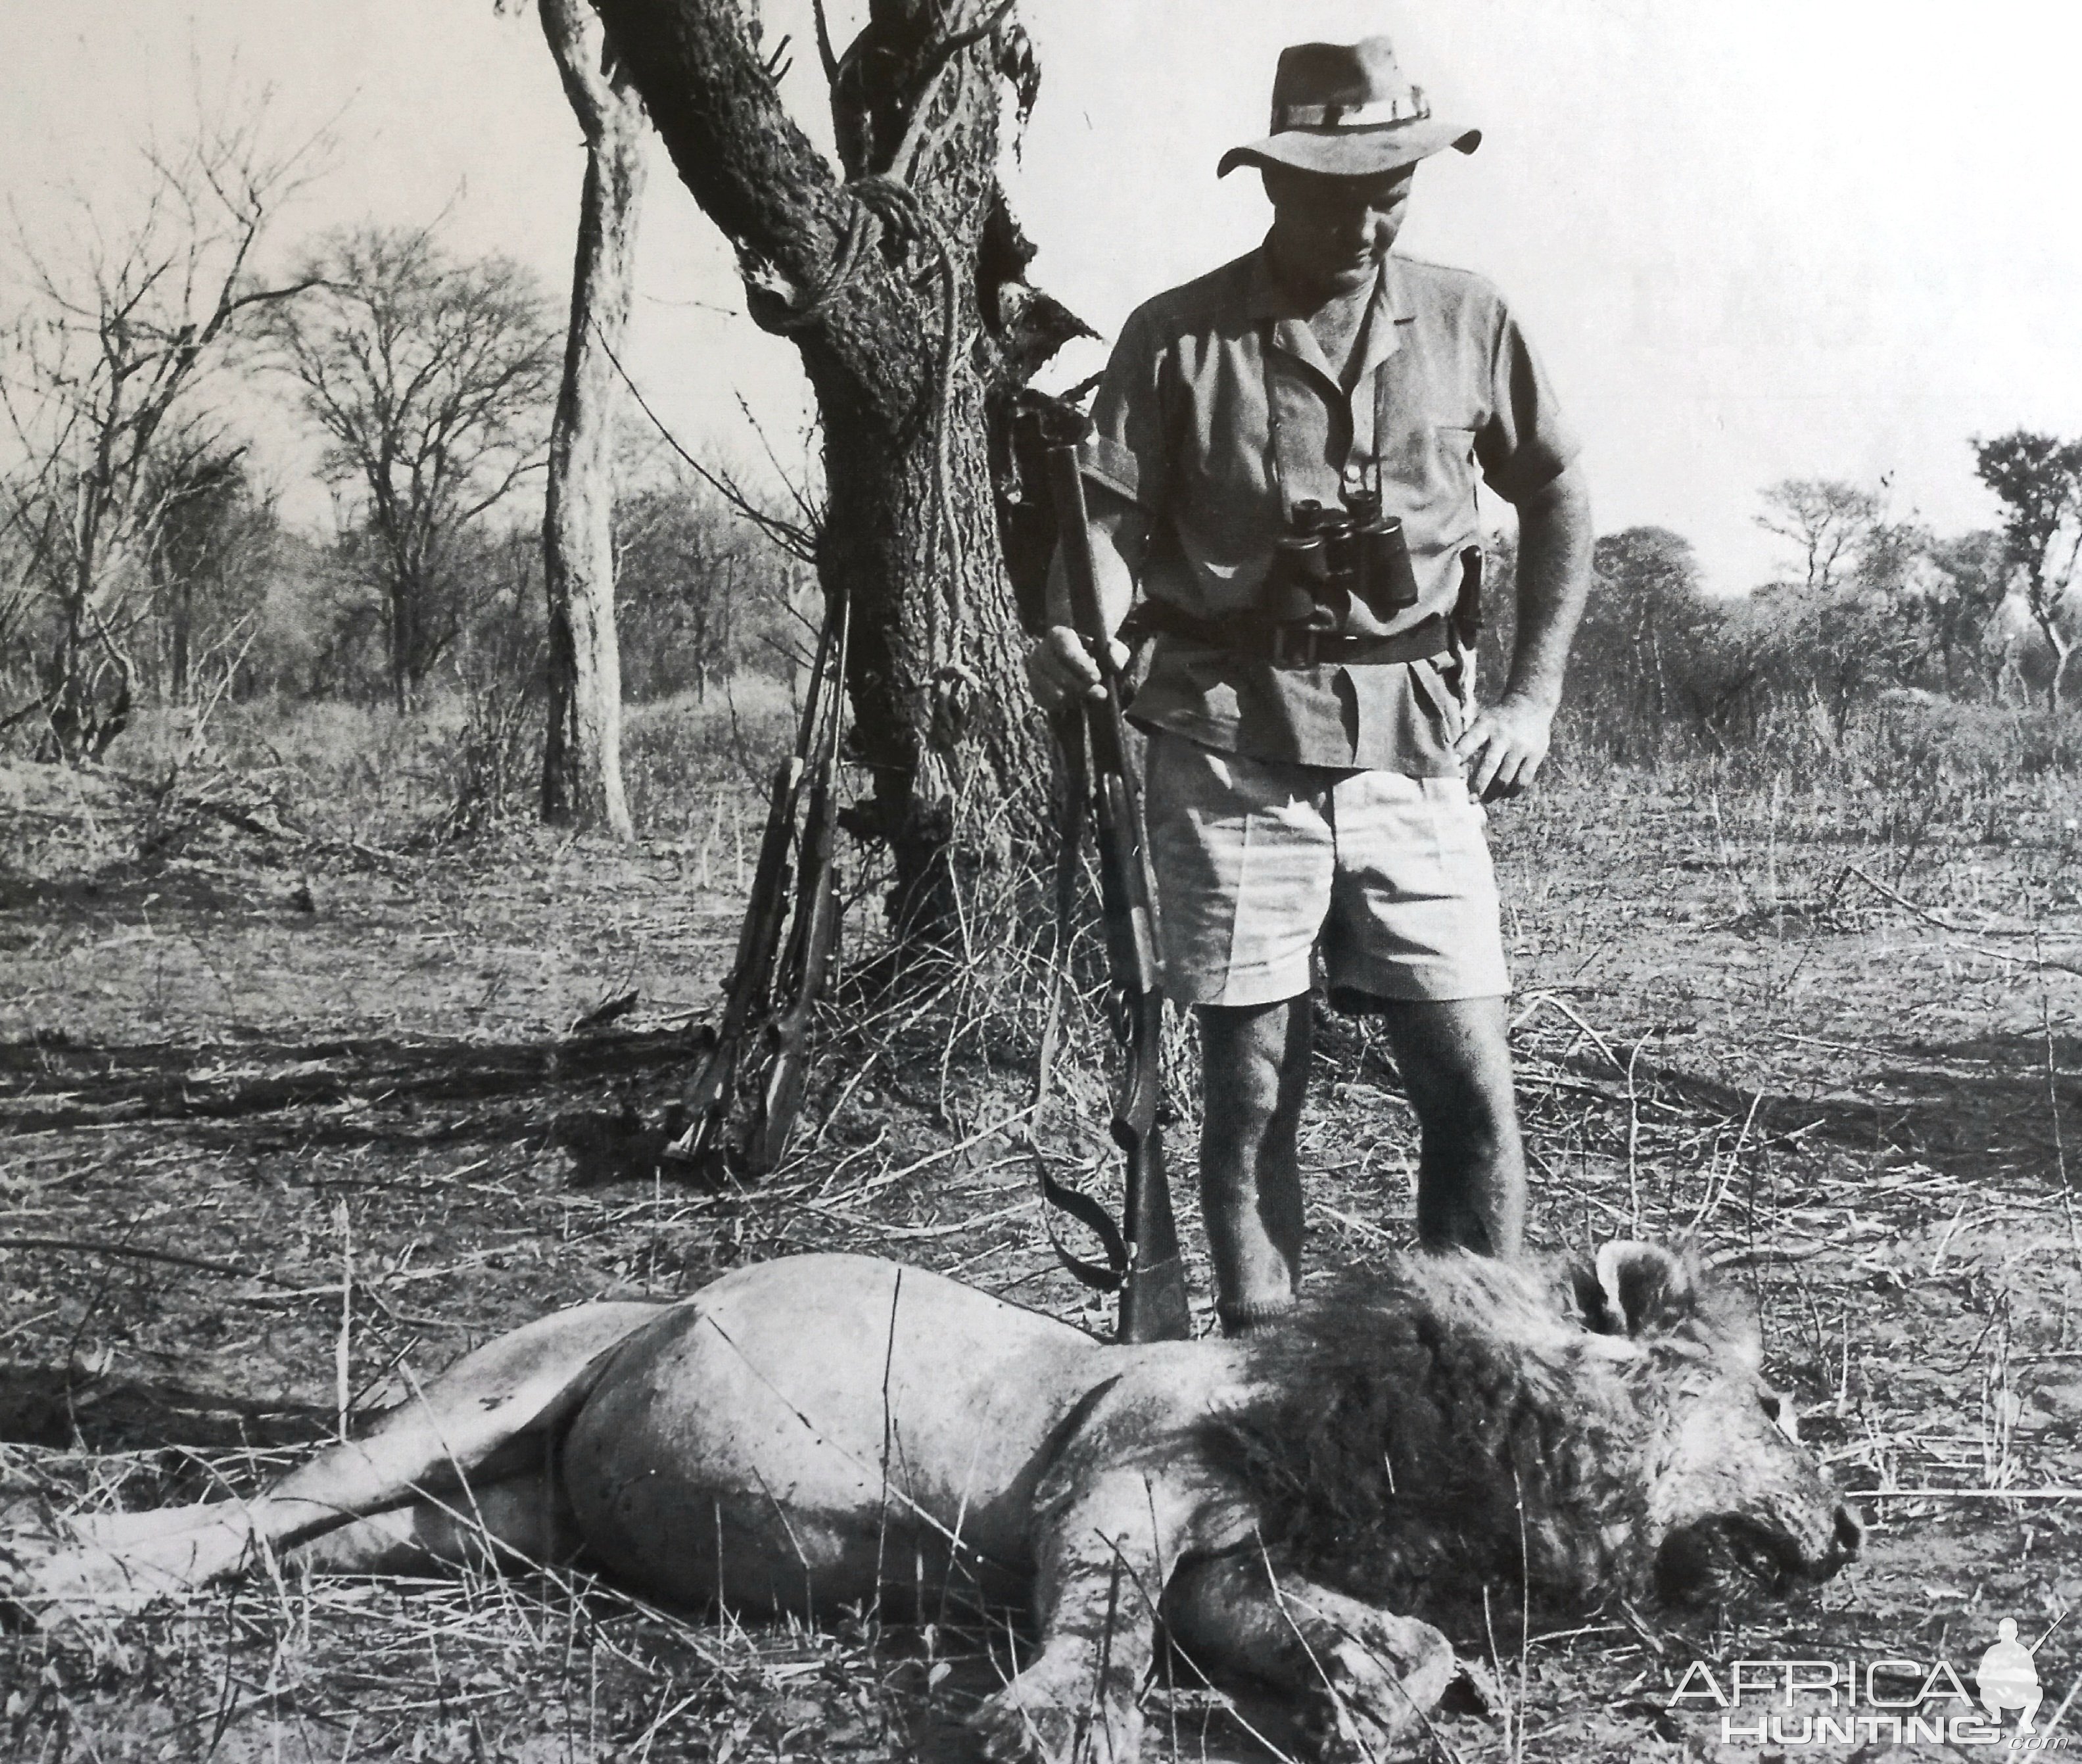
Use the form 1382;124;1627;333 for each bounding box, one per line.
1040;416;1193;1344
665;593;847;1181
749;595;851;1173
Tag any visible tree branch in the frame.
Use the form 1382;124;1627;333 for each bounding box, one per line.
592;318;816;558
590;0;930;413
538;0;618;141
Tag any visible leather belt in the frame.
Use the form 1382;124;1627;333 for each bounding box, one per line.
1118;600;1452;668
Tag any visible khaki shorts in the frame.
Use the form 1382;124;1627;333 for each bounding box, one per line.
1143;729;1510;1009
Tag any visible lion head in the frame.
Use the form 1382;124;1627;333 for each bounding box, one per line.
1568;1241;1864;1603
1209;1241;1862;1619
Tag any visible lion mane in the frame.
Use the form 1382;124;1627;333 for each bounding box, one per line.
1207;1254;1673;1618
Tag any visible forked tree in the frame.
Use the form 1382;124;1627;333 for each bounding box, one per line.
1753;477;1884;597
588;0;1086;943
266;229;560;712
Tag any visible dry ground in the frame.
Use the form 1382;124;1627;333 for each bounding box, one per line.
4;745;2082;1761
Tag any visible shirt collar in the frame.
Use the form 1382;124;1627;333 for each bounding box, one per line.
1248;243;1411;387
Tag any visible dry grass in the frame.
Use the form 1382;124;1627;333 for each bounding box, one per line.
86;675;803;858
5;697;2082;1759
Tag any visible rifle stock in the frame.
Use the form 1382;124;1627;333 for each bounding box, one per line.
1043;433;1192;1345
666;754;801;1171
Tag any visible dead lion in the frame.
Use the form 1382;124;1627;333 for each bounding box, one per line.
6;1243;1860;1761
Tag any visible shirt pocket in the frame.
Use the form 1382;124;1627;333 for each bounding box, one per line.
1375;416;1482;529
1431;425;1480;508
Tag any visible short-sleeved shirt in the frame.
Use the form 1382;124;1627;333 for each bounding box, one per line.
1081;243;1577;772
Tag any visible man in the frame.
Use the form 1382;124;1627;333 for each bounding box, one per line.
1028;37;1592;1335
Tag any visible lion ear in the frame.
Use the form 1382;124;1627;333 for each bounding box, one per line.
1567;1258;1617;1332
1593;1241;1699;1337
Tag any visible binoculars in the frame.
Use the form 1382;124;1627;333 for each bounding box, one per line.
1262;492;1420;654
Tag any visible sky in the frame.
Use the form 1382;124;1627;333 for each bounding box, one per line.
3;0;2079;594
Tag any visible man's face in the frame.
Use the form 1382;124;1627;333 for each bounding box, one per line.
1262;163;1416;298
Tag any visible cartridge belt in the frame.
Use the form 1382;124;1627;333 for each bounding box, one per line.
1119;601;1451;668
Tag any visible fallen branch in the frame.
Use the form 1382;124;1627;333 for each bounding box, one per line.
95;765;415;876
0;1235;478;1331
0;1235;289;1285
1826;863;1972;932
1849;1487;2082;1500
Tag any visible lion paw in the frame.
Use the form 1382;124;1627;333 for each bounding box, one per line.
1295;1615;1456;1763
9;1544;176;1624
2;1519;233;1627
966;1652;1143;1764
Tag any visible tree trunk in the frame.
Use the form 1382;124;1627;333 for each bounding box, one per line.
169;576;193;703
590;0;1085;947
388;584;408;714
539;0;644;841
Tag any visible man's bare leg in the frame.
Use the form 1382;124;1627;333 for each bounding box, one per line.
1369;995;1525;1257
1198;997;1312;1331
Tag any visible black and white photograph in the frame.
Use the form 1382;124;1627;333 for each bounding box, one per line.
3;3;2079;1758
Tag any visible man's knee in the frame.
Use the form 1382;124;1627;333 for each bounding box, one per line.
1198;999;1310;1131
1368;996;1518;1136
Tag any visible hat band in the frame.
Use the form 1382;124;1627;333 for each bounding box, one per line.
1272;87;1430;131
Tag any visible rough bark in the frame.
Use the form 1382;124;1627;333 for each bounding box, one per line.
538;0;646;840
590;0;1085;943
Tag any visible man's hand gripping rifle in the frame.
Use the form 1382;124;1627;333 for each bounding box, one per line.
1040;411;1193;1344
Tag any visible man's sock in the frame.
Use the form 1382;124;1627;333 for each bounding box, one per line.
1218;1295;1298;1338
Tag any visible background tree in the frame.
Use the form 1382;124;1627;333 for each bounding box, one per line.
1828;516;2014;700
521;0;650;840
1974;429;2082;711
0;114;318;756
1920;529;2012;697
267;227;559;711
1571;526;1709;760
1755;477;1883;595
588;0;1087;943
142;444;279;701
617;463;807;702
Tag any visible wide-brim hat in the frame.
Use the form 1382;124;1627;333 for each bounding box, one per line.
1218;37;1480;179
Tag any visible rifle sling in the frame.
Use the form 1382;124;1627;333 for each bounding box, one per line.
1030;707;1134;1294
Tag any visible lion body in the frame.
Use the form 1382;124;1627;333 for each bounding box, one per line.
14;1246;1860;1763
559;1254;1136;1610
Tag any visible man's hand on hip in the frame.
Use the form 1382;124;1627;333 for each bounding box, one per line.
1454;693;1555;801
1026;627;1130;713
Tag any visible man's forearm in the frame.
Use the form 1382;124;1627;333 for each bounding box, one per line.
1502;462;1593;711
1046;493;1145;636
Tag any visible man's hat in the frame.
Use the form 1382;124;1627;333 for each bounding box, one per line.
1217;37;1480;180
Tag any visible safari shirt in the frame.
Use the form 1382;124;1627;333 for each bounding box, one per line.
1080;245;1577;773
